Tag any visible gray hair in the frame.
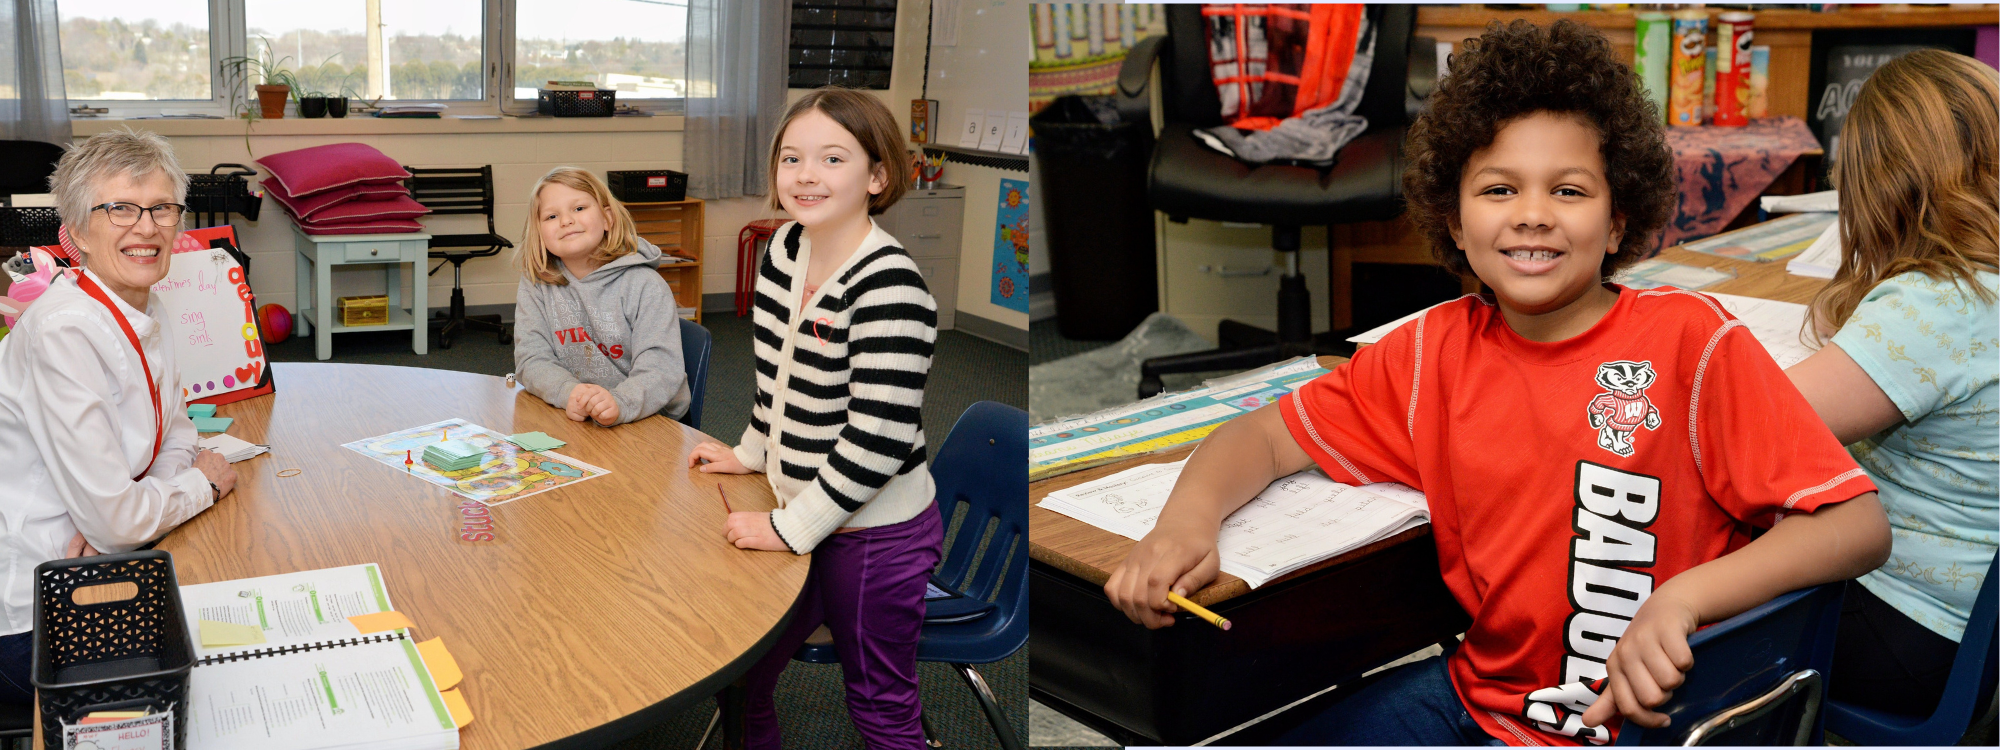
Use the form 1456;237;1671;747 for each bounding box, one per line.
48;126;190;235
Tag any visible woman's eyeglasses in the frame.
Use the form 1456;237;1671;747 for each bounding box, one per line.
90;202;188;228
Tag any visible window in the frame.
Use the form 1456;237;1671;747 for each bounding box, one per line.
511;0;687;103
788;0;896;89
55;1;688;116
57;0;211;101
246;0;487;101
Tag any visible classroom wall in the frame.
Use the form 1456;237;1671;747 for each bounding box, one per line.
65;0;970;326
923;0;1031;333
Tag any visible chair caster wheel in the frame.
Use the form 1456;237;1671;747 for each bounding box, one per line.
439;332;455;349
1138;375;1164;399
498;326;513;346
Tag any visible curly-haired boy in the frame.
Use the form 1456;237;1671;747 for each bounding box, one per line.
1105;19;1890;745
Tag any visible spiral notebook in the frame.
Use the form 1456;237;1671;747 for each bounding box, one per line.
178;564;458;750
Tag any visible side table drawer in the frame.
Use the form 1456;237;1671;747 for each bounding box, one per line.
343;241;403;263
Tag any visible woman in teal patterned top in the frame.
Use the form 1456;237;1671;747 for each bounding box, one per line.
1787;50;1997;719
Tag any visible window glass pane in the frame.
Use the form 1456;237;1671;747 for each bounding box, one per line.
245;0;484;101
58;0;211;100
515;0;687;101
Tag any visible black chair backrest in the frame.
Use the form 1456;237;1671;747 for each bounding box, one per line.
403;165;499;235
0;140;65;196
1158;5;1415;133
677;317;711;430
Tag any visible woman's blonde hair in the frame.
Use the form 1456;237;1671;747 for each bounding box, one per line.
515;167;642;285
1809;50;1999;344
49;126;189;237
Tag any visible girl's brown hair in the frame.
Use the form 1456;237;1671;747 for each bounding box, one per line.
515;167;643;285
767;88;910;216
1810;50;1999;344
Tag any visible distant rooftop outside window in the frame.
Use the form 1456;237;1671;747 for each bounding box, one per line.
513;0;688;101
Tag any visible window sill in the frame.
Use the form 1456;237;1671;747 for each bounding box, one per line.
70;114;686;138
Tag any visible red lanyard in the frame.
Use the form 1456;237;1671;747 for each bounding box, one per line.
74;272;163;481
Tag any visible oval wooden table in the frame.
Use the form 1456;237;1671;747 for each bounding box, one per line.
159;362;809;749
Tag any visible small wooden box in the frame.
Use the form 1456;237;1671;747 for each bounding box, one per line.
337;294;389;326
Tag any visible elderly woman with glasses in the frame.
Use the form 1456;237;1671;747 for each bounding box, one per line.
0;128;237;702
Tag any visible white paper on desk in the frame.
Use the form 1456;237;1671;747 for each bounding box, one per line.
187;636;458;750
958;110;985;148
199;433;268;463
1786;220;1842;279
1038;460;1430;588
1760;190;1837;214
179;563;401;662
1707;293;1817;369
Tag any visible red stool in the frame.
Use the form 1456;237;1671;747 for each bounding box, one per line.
736;219;789;317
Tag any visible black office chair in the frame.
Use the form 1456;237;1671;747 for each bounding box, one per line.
0;140;64;196
405;165;514;349
0;701;30;750
1117;6;1434;397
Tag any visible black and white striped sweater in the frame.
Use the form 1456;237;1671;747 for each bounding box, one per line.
732;220;938;554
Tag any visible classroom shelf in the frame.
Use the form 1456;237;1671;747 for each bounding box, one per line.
297;306;420;334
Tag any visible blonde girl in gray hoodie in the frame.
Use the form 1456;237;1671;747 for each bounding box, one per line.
512;167;689;425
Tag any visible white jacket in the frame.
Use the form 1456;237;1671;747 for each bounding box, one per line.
0;269;213;635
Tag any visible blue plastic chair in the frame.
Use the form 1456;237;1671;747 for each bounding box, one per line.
1825;553;1999;746
1615;582;1844;745
794;401;1029;750
677;318;711;430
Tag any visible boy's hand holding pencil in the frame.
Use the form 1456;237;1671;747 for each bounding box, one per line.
1105;519;1223;630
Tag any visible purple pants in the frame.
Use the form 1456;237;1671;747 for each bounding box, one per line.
745;503;944;749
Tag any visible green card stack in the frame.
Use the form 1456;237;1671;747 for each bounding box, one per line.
424;439;486;472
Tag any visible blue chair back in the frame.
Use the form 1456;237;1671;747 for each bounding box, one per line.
677;318;711;429
1826;553;1999;745
1616;583;1844;745
920;401;1030;664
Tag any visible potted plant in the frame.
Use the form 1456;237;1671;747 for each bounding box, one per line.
219;38;300;119
299;92;328;118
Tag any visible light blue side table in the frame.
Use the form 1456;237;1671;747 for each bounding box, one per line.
290;227;432;360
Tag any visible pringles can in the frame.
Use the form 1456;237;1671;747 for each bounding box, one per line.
1634;12;1672;122
1669;9;1707;127
1714;12;1754;126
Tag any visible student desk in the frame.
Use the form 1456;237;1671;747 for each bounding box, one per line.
1030;229;1832;745
137;363;809;749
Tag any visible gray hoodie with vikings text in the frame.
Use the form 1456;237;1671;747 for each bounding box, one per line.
513;238;690;423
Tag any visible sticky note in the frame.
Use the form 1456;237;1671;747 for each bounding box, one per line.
191;416;232;433
416;637;462;690
186;404;216;418
348;610;415;634
85;711;146;719
198;619;266;647
439;688;474;728
507;432;565;451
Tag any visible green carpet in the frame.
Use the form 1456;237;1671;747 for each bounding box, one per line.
266;313;1029;749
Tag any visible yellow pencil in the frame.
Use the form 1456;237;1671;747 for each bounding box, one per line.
1167;591;1231;631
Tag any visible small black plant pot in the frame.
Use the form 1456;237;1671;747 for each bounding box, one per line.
328;97;349;118
299;95;328;118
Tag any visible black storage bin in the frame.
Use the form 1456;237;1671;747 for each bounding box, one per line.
537;88;616;117
1032;95;1159;340
0;206;60;248
186;163;262;226
33;551;193;749
608;170;688;203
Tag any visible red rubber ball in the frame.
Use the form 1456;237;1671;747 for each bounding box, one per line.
257;303;293;344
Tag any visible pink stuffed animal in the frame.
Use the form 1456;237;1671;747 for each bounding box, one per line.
2;246;64;328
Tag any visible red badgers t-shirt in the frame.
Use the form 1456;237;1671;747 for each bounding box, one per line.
1278;286;1876;746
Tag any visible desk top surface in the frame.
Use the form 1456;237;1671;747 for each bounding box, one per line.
160;362;809;749
1029;229;1831;606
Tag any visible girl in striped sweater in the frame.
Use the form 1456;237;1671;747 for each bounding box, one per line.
687;88;941;749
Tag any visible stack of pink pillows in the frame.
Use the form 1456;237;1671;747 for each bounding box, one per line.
257;143;431;235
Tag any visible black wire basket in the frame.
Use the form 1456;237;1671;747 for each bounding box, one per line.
32;551;193;749
0;206;60;248
185;163;262;227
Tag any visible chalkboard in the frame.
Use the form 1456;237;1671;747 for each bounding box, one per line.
1807;28;1974;164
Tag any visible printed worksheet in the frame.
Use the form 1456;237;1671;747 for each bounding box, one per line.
1707;293;1816;369
1039;460;1431;588
186;637;457;750
180;564;401;662
1029;358;1329;480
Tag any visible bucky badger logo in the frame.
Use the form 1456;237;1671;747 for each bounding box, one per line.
1586;361;1661;457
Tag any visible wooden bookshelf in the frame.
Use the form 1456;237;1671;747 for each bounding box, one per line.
627;199;705;324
